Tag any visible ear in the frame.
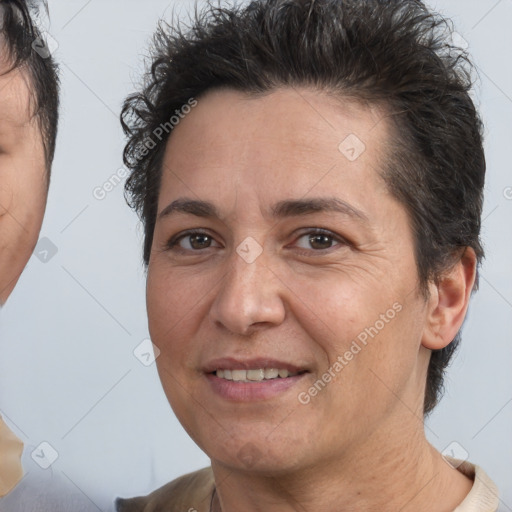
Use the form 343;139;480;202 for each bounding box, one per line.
421;247;477;350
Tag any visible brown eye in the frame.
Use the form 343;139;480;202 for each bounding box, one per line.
167;230;221;251
308;233;334;249
187;233;213;249
294;230;343;251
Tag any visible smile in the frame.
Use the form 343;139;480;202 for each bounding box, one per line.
214;368;303;381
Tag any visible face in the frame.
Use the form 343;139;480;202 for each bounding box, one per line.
147;87;433;474
0;59;47;304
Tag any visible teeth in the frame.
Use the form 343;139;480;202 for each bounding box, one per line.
247;369;265;381
232;369;247;381
264;368;279;379
214;368;300;381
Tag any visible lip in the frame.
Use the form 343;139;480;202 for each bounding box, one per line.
203;357;309;402
202;357;307;374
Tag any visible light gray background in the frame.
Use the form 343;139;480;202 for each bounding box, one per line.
0;0;510;510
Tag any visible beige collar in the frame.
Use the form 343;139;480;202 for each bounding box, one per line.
445;457;500;511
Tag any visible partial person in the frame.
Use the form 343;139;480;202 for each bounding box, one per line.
0;0;57;305
0;1;99;510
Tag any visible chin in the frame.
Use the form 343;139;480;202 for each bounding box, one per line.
200;429;309;475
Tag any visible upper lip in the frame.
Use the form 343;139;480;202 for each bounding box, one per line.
203;357;308;374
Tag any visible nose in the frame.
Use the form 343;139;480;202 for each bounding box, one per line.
209;244;286;336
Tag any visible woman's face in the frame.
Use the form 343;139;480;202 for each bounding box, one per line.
147;87;432;473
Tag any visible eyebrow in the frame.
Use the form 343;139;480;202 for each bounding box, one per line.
158;197;369;223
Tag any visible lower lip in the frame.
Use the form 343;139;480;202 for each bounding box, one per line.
205;373;308;401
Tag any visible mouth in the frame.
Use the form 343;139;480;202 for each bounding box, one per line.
203;358;310;401
211;368;307;382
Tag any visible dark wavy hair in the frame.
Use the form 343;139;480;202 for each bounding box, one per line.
120;0;485;415
1;0;60;171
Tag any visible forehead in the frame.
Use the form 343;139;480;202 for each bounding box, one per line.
159;86;393;219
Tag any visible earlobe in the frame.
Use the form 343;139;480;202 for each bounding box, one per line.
421;248;477;350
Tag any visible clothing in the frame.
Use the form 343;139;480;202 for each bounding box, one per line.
0;313;101;511
116;467;214;512
0;469;100;512
0;418;100;511
115;459;500;512
448;458;501;512
0;416;23;496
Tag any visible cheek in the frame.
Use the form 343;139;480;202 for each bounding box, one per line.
326;299;425;425
277;264;397;350
147;267;190;349
281;267;422;414
147;268;204;420
146;263;215;370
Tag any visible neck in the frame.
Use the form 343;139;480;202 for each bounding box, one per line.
210;419;472;512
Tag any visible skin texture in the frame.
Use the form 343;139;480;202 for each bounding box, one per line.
0;60;47;305
147;87;477;511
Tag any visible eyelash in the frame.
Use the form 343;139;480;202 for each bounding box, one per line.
165;228;348;255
